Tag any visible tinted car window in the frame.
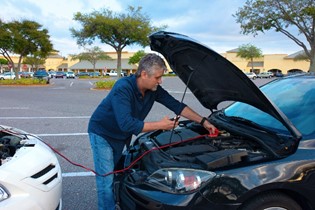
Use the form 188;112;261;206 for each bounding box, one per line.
225;77;315;139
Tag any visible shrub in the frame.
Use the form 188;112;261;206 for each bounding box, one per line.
0;78;48;85
94;80;116;89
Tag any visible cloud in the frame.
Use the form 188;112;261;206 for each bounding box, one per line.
1;0;305;56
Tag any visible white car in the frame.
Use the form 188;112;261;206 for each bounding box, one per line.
0;72;17;80
65;71;75;79
106;70;124;77
0;125;62;210
245;72;257;80
257;72;273;78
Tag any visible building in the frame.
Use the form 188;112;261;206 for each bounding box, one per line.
0;50;310;75
68;51;138;75
221;49;309;74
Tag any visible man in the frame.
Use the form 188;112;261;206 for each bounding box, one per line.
88;53;216;210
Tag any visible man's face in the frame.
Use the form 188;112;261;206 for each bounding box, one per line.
142;68;164;91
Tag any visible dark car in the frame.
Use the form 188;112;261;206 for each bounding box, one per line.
33;70;50;84
116;31;315;210
275;72;284;77
55;71;65;79
89;72;101;77
76;72;90;77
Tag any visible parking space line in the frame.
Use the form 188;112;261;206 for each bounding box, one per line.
165;90;192;94
62;172;95;177
0;107;29;109
36;133;88;137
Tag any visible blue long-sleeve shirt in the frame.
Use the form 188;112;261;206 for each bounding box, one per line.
88;75;186;147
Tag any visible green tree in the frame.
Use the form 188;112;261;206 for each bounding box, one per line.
70;46;112;75
0;19;14;69
0;58;8;72
23;52;46;71
70;6;166;78
234;0;315;72
128;50;146;65
1;19;53;78
10;20;53;77
236;44;262;72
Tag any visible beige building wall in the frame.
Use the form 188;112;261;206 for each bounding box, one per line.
222;52;254;72
44;56;65;70
0;50;310;74
263;54;309;73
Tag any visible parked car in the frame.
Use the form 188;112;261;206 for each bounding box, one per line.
89;72;101;77
33;70;50;84
116;31;315;210
275;72;284;77
0;72;17;80
245;72;257;80
19;71;32;78
65;71;75;79
257;71;273;78
106;70;124;77
55;71;65;79
48;70;56;78
0;125;62;210
76;72;90;77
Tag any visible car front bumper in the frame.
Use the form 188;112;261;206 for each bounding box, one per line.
118;177;240;210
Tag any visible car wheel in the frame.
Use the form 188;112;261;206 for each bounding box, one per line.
240;192;302;210
253;76;256;80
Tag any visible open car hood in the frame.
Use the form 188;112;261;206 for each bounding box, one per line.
149;31;301;139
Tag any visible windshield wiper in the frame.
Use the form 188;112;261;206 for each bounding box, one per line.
229;116;275;134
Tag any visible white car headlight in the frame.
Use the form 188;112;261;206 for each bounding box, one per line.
0;186;9;202
146;168;216;193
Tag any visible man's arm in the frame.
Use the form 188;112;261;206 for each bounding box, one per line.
180;106;217;134
142;116;179;132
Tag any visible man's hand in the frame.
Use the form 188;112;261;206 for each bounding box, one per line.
160;116;179;130
203;120;218;136
142;116;179;133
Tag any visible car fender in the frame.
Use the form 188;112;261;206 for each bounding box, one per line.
205;156;315;205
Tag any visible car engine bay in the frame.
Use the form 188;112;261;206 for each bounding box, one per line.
0;128;28;166
126;120;279;177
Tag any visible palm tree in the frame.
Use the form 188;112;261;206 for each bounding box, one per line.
236;44;262;72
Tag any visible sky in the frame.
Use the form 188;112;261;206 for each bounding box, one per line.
1;0;306;57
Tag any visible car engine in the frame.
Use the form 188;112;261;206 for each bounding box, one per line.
128;121;275;175
0;128;26;166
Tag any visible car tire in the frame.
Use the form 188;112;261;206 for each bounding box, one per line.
240;192;302;210
253;76;256;80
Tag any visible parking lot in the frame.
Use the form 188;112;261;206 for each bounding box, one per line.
0;76;272;210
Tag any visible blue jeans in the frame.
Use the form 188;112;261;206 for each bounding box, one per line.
89;133;116;210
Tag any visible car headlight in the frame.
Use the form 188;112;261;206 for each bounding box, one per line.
146;168;216;193
0;186;9;202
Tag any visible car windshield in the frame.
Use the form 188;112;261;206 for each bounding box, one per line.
224;76;315;139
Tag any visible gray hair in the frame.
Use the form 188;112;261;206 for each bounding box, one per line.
135;53;167;77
